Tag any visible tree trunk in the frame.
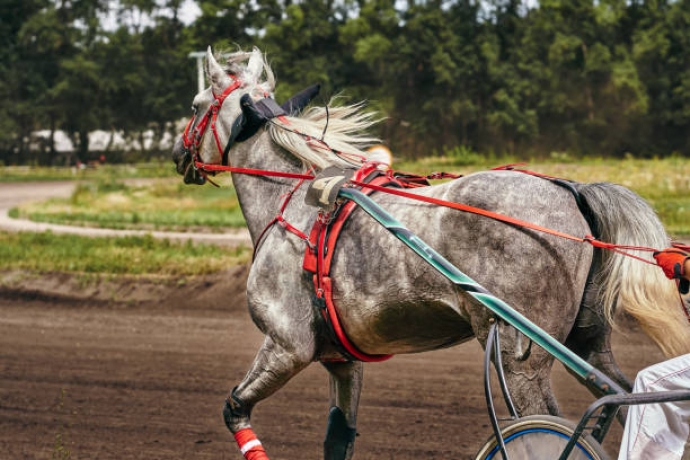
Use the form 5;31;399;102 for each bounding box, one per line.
78;129;89;163
581;43;595;121
48;113;56;166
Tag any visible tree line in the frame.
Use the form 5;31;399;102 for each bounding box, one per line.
2;0;689;165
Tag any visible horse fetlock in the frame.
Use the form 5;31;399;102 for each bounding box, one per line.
223;389;254;433
324;406;357;460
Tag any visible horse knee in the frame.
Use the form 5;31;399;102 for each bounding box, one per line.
324;406;357;460
223;387;253;433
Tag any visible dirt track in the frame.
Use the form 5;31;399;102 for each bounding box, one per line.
0;272;667;460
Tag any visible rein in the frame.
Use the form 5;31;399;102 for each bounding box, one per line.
195;161;314;181
194;152;679;264
348;178;659;265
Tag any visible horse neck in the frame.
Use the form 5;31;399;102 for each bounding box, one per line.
230;132;313;245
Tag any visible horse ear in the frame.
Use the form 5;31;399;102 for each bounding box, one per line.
262;57;275;93
205;46;231;93
245;48;263;85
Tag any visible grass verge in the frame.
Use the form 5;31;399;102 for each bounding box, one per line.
0;163;176;182
12;175;246;231
0;231;250;276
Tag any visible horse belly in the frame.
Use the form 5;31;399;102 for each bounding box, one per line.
370;299;475;353
332;282;476;355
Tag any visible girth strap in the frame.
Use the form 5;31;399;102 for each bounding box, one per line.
304;165;416;363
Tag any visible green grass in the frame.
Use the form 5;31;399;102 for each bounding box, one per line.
0;231;250;276
13;175;246;231
0;163;176;182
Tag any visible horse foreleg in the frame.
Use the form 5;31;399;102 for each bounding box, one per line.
322;361;363;460
565;300;632;425
566;298;633;393
223;335;312;460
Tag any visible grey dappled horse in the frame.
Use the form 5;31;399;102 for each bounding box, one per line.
172;48;689;460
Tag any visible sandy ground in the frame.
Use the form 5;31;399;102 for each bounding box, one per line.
0;269;668;460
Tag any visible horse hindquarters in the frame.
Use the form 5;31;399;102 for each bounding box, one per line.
574;182;690;359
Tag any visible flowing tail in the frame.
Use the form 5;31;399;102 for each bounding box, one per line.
575;182;690;358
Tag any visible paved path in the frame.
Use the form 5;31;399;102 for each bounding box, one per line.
0;181;252;246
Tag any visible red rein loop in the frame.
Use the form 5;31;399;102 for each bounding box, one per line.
252;170;315;261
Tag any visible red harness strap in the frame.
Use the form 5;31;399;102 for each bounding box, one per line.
349;179;658;265
303;165;415;362
252;177;312;261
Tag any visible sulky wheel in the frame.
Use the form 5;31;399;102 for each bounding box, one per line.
474;415;610;460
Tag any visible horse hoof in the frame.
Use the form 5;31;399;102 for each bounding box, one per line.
324;406;356;460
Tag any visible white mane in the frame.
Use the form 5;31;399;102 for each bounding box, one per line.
268;104;380;169
223;48;381;170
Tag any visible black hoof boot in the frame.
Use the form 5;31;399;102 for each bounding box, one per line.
324;406;356;460
222;389;252;432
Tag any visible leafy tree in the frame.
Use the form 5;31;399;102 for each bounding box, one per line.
260;0;352;104
97;1;195;155
51;52;105;161
3;0;690;163
1;0;62;164
188;0;257;51
633;0;690;155
477;0;536;155
515;0;649;155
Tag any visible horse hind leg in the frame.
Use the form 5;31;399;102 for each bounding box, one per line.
495;322;561;416
565;280;633;393
223;335;312;460
565;278;632;425
321;360;363;460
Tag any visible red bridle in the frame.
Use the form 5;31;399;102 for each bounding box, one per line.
182;78;243;166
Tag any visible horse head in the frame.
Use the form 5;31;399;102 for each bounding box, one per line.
172;47;274;184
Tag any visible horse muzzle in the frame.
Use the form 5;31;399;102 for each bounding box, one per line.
172;137;206;185
172;136;188;175
183;160;207;185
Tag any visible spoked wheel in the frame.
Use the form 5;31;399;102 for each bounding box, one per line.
474;415;610;460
